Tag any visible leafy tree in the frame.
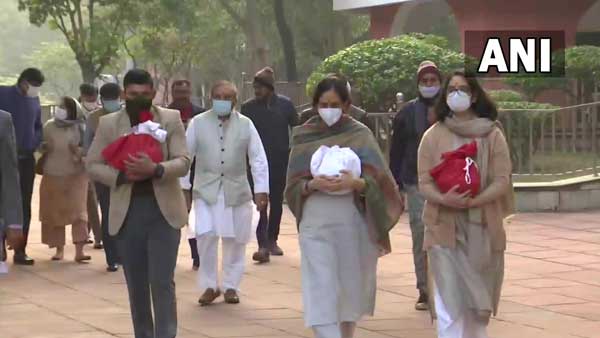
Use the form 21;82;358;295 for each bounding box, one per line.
0;1;61;77
505;46;600;103
214;0;271;74
26;42;81;101
18;0;135;83
306;34;464;110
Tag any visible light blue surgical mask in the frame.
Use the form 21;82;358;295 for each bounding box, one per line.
102;99;122;113
212;99;233;117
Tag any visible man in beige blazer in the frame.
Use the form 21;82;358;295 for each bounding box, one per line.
86;69;190;338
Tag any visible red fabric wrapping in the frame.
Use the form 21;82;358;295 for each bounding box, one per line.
429;141;481;197
139;111;153;123
101;134;163;172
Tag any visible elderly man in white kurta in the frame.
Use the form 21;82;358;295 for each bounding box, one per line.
182;81;269;306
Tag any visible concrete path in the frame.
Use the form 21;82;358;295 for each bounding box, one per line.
1;186;600;337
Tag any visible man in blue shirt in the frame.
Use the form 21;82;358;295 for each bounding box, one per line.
0;68;45;265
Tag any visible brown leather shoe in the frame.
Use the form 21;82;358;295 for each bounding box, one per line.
198;288;221;306
252;248;270;263
224;289;240;304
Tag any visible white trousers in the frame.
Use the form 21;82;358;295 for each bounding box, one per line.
435;288;489;338
196;233;246;291
312;322;356;338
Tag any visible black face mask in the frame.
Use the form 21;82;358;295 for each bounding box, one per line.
125;96;153;116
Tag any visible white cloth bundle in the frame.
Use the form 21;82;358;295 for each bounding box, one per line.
132;120;167;143
310;145;362;195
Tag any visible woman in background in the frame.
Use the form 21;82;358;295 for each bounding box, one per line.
39;96;90;262
286;76;403;338
418;70;514;338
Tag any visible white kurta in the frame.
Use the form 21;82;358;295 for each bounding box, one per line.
182;116;269;244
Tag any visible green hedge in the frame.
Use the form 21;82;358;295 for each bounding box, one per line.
307;33;464;111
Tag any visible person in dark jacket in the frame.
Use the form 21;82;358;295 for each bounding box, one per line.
168;79;206;271
241;67;299;263
389;60;441;311
168;80;206;128
0;68;44;265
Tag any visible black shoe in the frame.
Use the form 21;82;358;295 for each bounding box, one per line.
93;242;104;250
415;291;429;311
270;243;284;256
252;248;270;263
192;261;199;271
106;264;119;272
13;252;35;266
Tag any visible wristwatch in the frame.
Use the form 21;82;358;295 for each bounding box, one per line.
154;164;165;179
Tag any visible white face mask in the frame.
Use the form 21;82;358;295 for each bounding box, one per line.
82;101;98;112
54;107;68;120
446;90;472;113
26;85;41;98
318;108;343;127
419;85;440;99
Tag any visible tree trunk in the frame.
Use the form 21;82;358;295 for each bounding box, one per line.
273;0;298;81
245;0;269;74
79;59;97;84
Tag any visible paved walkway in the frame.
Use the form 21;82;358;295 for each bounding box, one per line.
1;187;600;338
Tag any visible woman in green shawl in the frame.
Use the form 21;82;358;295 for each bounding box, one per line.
286;76;403;338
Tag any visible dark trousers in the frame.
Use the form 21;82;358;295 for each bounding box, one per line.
256;159;287;249
95;183;119;266
87;183;102;242
18;155;35;249
117;195;180;338
188;238;199;266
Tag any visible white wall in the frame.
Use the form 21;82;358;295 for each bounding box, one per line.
333;0;419;11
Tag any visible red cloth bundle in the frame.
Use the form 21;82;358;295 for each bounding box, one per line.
429;141;480;197
101;112;163;172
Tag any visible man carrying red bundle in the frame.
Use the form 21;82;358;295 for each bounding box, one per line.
86;69;190;338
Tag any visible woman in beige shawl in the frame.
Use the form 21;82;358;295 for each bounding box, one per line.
417;71;514;338
39;97;90;262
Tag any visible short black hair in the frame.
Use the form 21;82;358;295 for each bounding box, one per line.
99;83;121;100
312;75;351;106
434;70;498;122
18;68;45;86
172;79;191;90
79;83;98;97
123;69;154;89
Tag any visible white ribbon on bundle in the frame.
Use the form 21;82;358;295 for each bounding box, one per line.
132;120;167;143
310;145;362;195
463;157;475;184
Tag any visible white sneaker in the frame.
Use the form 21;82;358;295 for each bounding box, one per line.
0;261;8;274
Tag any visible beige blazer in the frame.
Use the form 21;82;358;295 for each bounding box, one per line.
86;106;191;235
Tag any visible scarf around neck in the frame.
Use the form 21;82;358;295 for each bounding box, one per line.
286;115;404;254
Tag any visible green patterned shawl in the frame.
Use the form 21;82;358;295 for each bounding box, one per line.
285;115;404;254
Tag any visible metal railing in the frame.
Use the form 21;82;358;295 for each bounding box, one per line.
43;100;599;183
365;102;600;182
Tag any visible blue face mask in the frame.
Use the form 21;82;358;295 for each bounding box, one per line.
212;99;233;116
102;99;122;113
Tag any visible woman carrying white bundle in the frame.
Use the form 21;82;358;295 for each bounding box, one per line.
286;76;403;338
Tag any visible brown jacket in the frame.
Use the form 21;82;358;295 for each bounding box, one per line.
86;106;191;235
417;122;513;252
